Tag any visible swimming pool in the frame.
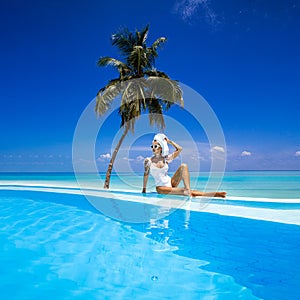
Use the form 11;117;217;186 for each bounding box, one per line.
0;173;300;299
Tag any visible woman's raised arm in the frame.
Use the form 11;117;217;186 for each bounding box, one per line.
165;138;182;160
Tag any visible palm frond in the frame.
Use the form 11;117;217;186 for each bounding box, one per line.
95;80;124;116
112;28;136;56
128;46;148;74
124;80;147;107
97;56;128;69
147;98;165;130
144;69;170;78
119;79;148;132
146;37;166;67
97;57;131;76
146;76;184;107
151;37;167;51
137;24;149;45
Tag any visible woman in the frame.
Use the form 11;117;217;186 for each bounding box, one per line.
142;134;226;198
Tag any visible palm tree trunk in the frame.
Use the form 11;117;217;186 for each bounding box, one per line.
103;124;130;189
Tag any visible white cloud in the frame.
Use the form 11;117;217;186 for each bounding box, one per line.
211;146;225;153
241;151;252;157
295;151;300;157
97;153;111;161
136;155;145;162
210;146;226;161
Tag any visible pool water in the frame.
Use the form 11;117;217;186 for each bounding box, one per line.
0;188;300;299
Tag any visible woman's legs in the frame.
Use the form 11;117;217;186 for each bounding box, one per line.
156;186;190;196
156;163;226;198
156;186;226;198
171;163;190;190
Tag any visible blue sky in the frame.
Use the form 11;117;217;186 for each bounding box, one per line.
1;0;300;172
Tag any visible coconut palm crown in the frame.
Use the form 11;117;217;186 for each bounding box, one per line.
96;25;183;189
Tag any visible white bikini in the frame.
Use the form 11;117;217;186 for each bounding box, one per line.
146;156;173;187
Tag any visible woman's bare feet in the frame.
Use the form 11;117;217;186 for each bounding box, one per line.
215;192;226;198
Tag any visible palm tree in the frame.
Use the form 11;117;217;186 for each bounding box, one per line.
96;25;183;189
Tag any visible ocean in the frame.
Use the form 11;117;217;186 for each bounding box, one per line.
0;171;299;199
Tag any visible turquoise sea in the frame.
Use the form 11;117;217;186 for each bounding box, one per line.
1;170;300;199
0;171;299;299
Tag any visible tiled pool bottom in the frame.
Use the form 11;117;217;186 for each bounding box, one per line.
0;190;299;299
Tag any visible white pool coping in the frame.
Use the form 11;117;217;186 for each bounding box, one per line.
1;183;299;226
